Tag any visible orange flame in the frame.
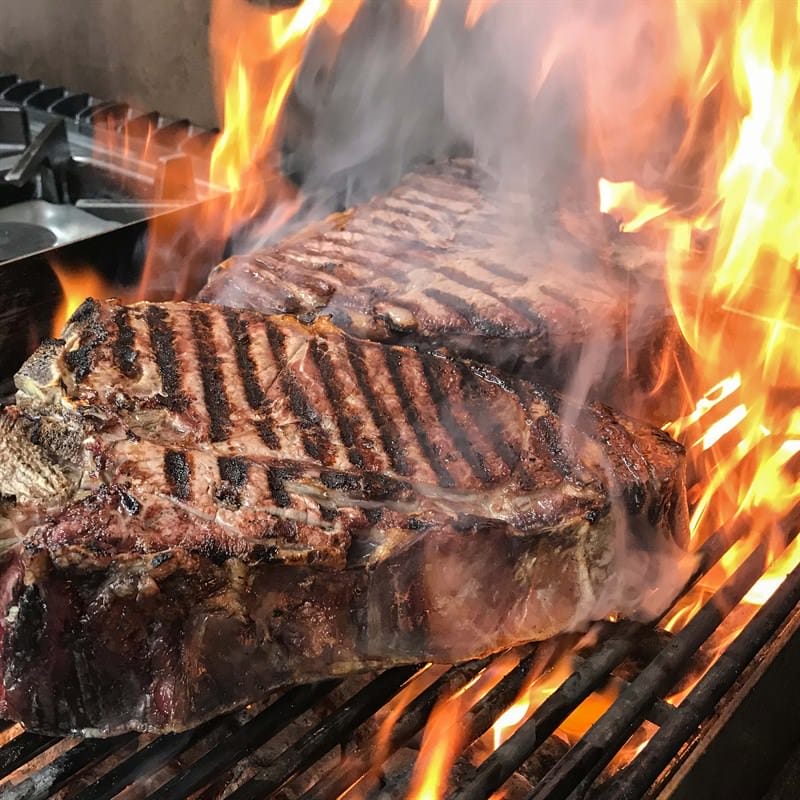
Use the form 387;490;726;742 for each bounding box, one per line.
413;1;800;793
595;0;800;695
465;0;499;28
488;657;619;753
208;0;362;223
404;0;442;45
407;653;519;800
82;0;364;306
50;263;113;337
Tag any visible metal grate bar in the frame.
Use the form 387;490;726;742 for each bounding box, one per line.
227;665;420;800
449;629;639;800
449;523;750;800
597;557;800;800
304;657;493;800
3;733;137;800
146;679;340;800
72;717;226;800
526;533;789;800
0;732;59;781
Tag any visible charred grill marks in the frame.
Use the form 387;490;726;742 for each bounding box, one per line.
383;347;455;488
308;338;364;468
455;362;520;470
145;305;187;411
435;266;546;338
164;450;191;500
535;415;575;480
189;309;231;443
223;310;280;449
418;356;493;484
265;320;331;464
112;307;139;379
223;310;265;408
217;456;248;507
266;465;293;508
423;288;510;338
343;338;409;476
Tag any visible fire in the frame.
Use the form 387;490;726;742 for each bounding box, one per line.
50;262;112;337
411;0;800;793
45;0;800;792
598;179;672;234
653;0;800;570
404;0;441;45
488;657;619;752
208;0;361;222
407;653;519;800
83;0;365;304
598;0;800;718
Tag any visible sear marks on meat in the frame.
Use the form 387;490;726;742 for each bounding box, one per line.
200;158;668;389
0;299;687;735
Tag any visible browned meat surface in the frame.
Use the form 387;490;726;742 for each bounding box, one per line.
0;299;687;735
200;158;668;388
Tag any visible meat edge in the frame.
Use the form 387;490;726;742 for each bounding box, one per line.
0;488;686;736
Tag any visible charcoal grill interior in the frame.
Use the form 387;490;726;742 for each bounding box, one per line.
0;510;797;800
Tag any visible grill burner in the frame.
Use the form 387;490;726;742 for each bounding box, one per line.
0;74;221;266
0;220;56;260
0;74;231;397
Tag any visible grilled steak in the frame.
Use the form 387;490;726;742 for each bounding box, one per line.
0;298;687;735
200;158;668;389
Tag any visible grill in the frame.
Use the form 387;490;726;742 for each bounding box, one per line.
1;510;798;799
0;74;249;398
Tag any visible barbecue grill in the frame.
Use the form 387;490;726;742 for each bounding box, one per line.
1;27;800;799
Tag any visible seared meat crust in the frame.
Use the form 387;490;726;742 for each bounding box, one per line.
0;299;686;735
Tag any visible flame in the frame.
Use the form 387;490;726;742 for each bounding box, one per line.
488;658;619;748
80;0;365;306
208;0;360;222
649;0;800;580
46;1;800;790
404;0;442;45
415;2;800;793
50;263;113;337
594;0;800;725
598;179;673;233
407;653;519;800
464;0;499;28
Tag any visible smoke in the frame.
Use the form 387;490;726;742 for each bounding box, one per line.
214;1;697;624
231;0;682;409
265;0;686;210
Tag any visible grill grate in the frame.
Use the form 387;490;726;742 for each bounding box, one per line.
0;514;798;799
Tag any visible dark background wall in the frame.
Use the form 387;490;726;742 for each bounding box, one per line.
0;0;218;128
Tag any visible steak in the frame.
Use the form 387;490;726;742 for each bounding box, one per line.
200;158;669;391
0;298;687;735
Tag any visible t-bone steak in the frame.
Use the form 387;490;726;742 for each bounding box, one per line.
0;298;687;735
200;158;670;394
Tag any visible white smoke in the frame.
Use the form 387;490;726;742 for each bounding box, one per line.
221;0;696;624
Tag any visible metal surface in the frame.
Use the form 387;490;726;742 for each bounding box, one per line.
0;200;117;252
651;599;800;800
0;73;226;395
